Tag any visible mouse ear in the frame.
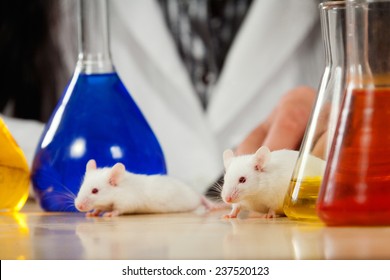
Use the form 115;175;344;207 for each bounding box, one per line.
109;163;126;186
86;159;97;172
223;149;235;169
254;146;271;171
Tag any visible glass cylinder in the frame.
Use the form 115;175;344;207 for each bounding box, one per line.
317;0;390;226
283;1;346;221
0;118;30;212
31;0;167;212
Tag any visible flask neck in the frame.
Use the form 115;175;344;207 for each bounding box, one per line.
77;0;114;74
320;3;346;69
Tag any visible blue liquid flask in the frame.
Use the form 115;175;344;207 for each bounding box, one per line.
31;0;167;212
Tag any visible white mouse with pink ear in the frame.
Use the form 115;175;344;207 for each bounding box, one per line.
74;159;213;217
221;146;300;219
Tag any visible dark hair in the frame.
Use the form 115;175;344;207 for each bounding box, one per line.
0;0;64;122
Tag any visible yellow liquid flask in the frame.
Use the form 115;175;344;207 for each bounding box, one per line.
283;1;346;221
0;118;30;212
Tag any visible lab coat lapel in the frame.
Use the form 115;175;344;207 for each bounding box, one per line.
110;0;222;188
110;0;205;127
207;0;319;135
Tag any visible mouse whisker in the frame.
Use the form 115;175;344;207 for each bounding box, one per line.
33;171;79;198
207;181;223;193
38;186;78;212
33;171;81;211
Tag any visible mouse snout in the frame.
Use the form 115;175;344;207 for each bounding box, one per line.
222;187;239;204
75;198;90;212
76;203;85;211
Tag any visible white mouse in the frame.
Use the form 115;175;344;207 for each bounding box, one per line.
74;159;213;217
221;146;325;219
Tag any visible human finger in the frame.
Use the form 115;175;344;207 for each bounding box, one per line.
262;86;316;151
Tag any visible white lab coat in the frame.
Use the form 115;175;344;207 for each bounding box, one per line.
3;0;324;193
108;0;324;191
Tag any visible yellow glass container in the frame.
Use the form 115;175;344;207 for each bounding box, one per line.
0;118;30;212
283;1;346;221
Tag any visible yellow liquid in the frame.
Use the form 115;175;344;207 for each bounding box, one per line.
0;118;30;212
283;176;322;221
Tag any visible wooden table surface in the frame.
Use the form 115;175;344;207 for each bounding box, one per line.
1;199;390;260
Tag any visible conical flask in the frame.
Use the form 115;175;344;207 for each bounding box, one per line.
31;0;167;212
283;1;346;221
317;0;390;226
0;117;30;212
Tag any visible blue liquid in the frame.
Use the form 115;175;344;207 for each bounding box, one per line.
32;71;167;211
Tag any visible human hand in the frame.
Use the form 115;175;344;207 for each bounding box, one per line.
235;86;316;155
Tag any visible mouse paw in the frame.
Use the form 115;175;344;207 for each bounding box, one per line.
86;209;102;217
222;213;238;219
264;209;276;219
103;210;120;217
222;203;241;219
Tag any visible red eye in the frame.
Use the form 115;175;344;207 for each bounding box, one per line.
91;188;99;194
238;177;246;183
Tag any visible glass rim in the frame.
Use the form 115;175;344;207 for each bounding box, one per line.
347;0;390;2
318;0;348;10
319;1;346;10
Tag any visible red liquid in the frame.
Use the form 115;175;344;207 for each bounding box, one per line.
317;87;390;226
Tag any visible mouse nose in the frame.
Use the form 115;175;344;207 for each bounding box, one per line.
76;203;85;211
225;196;232;203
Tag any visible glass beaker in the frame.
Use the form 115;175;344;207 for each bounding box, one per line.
283;1;346;221
31;0;167;212
317;0;390;226
0;118;30;212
